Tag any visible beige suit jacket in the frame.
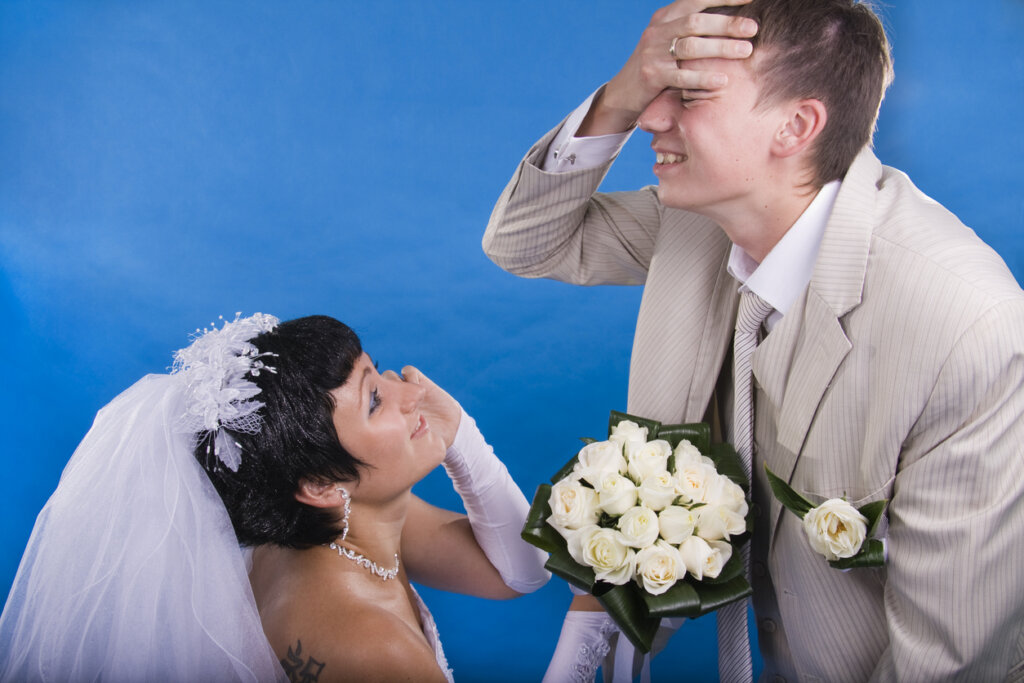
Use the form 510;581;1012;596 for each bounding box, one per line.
483;123;1024;682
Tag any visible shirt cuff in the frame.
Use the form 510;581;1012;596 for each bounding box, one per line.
543;86;634;173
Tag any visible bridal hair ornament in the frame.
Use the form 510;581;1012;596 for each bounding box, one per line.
329;486;401;581
172;312;280;471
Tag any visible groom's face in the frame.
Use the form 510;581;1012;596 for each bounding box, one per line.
637;56;783;218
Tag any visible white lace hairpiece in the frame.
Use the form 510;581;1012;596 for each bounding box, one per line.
172;312;280;471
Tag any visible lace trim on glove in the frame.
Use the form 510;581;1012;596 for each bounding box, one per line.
571;619;619;683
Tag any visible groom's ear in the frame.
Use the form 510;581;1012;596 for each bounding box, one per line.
294;479;345;508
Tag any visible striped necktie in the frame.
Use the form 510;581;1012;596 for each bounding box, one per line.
718;290;774;682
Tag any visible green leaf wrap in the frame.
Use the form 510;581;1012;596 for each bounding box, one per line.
829;538;886;570
655;423;711;454
520;484;563;554
643;580;701;619
597;584;661;653
858;499;889;538
764;464;815;518
694;575;753;615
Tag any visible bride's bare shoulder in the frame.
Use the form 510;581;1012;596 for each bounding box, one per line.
251;546;448;683
267;592;448;683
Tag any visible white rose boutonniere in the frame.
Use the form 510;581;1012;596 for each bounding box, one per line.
803;499;868;561
765;465;888;569
521;410;753;654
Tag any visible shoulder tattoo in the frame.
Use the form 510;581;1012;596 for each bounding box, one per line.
281;639;326;683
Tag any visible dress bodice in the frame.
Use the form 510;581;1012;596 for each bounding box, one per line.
410;585;453;682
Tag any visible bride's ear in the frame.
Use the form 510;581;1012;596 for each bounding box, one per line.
295;479;346;508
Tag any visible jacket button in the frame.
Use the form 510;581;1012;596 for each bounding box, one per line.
760;618;778;633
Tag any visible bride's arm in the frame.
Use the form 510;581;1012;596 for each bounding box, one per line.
401;496;521;598
397;367;550;597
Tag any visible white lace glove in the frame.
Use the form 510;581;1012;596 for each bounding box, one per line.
548;592;685;683
542;611;620;683
444;409;550;593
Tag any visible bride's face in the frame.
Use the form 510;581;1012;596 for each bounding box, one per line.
328;352;446;503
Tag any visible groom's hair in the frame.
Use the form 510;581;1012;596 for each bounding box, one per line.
707;0;893;187
197;314;365;548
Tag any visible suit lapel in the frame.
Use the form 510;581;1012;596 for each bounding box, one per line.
753;150;881;529
754;291;852;479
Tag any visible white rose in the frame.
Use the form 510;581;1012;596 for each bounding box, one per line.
609;420;648;450
706;540;732;578
679;536;730;580
617;505;661;548
802;499;868;561
625;439;672;482
672;439;705;467
658;506;697;544
638;471;679;511
596;472;639;516
675;462;718;504
694;504;746;541
635;541;683;595
574;440;628;487
547;477;600;535
568;526;637;585
715;477;749;516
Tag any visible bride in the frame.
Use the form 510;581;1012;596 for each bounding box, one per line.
0;313;550;682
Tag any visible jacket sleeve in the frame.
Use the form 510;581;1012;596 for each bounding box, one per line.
482;117;664;287
870;299;1024;681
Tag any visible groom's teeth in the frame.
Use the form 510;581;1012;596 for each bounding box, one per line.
656;153;685;164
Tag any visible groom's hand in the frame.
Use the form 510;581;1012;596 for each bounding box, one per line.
578;0;758;137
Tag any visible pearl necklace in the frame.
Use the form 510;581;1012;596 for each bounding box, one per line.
327;541;400;581
326;485;400;581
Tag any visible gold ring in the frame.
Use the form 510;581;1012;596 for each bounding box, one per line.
669;36;681;59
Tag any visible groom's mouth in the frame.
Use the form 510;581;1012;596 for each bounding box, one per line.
655;152;687;165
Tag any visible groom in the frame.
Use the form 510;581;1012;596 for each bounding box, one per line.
483;0;1024;680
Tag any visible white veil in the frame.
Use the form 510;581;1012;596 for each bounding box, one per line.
0;373;286;682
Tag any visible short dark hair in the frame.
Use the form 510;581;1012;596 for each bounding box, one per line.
709;0;893;186
196;315;364;548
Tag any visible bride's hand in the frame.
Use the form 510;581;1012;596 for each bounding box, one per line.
394;366;461;449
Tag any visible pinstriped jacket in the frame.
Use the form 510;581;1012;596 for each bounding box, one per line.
483;123;1024;682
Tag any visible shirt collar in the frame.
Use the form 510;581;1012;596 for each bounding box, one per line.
727;180;841;329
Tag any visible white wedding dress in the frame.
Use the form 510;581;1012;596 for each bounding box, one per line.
411;586;455;683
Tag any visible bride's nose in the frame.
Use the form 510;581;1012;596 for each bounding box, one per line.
396;378;425;414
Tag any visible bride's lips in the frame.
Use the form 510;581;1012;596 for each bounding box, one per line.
411;414;430;439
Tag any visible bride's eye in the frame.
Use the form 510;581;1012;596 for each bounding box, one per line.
369;387;382;415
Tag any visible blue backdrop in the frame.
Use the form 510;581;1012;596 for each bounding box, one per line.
2;2;1022;680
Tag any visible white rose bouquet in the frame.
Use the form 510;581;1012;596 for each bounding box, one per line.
521;411;753;653
764;465;887;569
